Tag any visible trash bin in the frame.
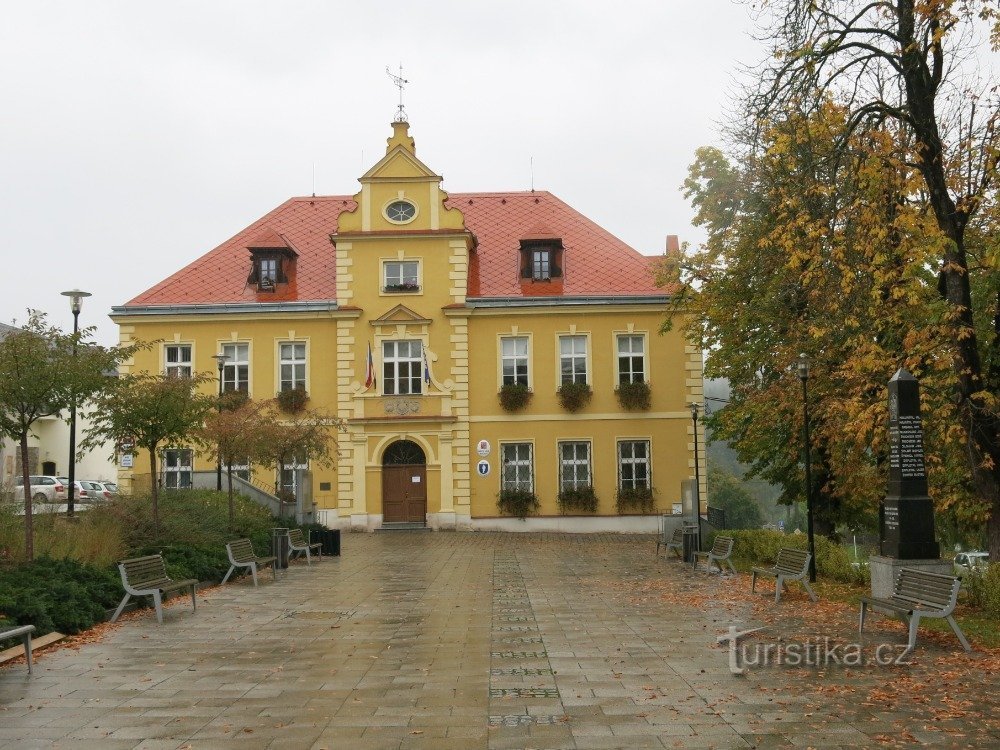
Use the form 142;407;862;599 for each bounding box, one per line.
682;524;699;564
272;527;290;569
312;528;341;557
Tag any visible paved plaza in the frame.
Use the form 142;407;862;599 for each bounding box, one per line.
0;533;996;749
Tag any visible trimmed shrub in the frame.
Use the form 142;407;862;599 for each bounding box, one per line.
705;528;869;585
965;565;1000;616
558;486;598;514
0;557;121;641
497;489;540;519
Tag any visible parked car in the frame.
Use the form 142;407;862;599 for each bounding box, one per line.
954;551;989;578
99;481;118;496
79;480;113;502
12;476;68;503
57;478;92;503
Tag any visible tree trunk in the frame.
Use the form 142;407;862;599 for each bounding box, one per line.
149;446;159;531
896;1;1000;559
19;432;33;562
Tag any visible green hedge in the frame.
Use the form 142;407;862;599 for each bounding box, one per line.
706;528;869;585
0;557;121;644
964;565;1000;617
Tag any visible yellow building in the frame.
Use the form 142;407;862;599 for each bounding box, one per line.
111;121;704;531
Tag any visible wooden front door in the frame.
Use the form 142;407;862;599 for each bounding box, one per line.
382;464;427;522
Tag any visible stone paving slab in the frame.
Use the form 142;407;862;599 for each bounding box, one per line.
0;532;996;749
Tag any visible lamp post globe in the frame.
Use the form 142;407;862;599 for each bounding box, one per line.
797;353;817;583
60;289;92;519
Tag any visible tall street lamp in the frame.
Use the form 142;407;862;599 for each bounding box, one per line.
797;353;817;583
60;289;92;519
212;353;230;491
688;401;703;554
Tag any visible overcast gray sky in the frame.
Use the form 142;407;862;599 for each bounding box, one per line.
2;1;764;345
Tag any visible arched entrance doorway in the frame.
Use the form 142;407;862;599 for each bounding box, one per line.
381;440;427;523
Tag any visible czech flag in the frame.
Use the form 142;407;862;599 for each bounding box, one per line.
423;347;431;385
364;342;376;390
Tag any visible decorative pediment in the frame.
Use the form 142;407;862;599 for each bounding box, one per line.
363;147;440;182
369;304;432;328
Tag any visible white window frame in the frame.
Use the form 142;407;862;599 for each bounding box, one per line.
617;334;646;385
558;441;592;491
280;454;308;497
259;258;278;286
222;342;250;394
500;336;529;387
279;342;306;392
500;442;534;493
382;340;423;395
164;344;192;378
383;260;420;291
559;335;588;385
532;249;551;280
618;440;651;490
162;448;193;489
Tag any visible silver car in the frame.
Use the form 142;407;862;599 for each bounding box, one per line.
13;475;68;503
954;551;989;578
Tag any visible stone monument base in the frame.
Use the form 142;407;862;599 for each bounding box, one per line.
869;555;951;600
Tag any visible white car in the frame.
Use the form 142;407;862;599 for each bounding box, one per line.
954;551;989;578
12;475;68;503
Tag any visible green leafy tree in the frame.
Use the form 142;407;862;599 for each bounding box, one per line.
744;0;1000;558
82;373;215;529
252;401;341;517
0;313;128;560
708;466;764;530
198;398;271;528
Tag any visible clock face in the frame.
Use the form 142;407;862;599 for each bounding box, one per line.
386;200;416;223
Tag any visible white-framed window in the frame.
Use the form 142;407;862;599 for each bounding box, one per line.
165;344;192;378
280;454;308;497
222;343;249;393
532;249;551;280
383;340;422;395
260;258;278;286
230;458;251;482
559;335;588;385
279;342;306;391
618;440;651;489
163;449;193;489
501;443;533;492
617;335;646;385
559;441;592;491
383;260;420;292
500;336;529;386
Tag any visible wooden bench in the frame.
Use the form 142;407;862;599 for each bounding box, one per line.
859;568;971;657
0;625;36;674
287;528;323;565
222;539;277;587
751;548;817;603
657;525;684;558
110;554;198;624
692;535;736;574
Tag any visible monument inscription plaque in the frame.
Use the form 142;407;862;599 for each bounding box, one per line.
879;369;939;559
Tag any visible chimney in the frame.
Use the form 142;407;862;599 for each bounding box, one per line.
666;235;680;254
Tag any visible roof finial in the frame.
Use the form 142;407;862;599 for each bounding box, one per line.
386;64;409;123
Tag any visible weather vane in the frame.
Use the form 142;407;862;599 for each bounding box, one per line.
386;64;409;123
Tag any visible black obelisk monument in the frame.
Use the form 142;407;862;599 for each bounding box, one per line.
879;369;939;558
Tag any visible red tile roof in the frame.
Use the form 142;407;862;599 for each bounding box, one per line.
123;191;664;307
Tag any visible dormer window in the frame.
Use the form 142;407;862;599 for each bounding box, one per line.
245;228;298;293
519;236;563;281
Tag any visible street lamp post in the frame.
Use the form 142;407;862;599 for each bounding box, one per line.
689;401;703;554
797;353;817;583
60;289;92;519
212;354;229;491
